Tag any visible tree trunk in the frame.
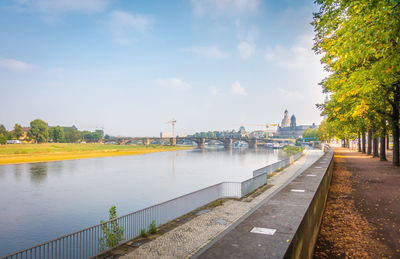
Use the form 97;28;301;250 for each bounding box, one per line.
387;135;390;150
380;135;387;161
358;132;362;152
362;130;366;153
393;85;400;166
367;128;372;155
373;125;379;157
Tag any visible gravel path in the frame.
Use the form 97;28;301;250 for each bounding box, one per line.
119;150;323;259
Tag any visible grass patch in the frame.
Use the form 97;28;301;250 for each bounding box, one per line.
0;143;193;165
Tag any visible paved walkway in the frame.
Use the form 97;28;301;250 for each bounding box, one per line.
119;150;323;259
314;148;400;258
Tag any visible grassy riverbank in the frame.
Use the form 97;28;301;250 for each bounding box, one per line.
0;143;193;165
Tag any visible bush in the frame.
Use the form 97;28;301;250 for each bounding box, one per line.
149;220;157;234
283;145;301;156
140;228;148;238
99;206;124;251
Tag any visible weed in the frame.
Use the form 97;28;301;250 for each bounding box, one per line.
149;220;157;234
140;228;148;238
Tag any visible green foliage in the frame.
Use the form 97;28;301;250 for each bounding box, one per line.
63;127;80;143
80;130;103;143
302;128;319;139
283;145;301;156
313;0;400;164
140;228;148;238
12;124;24;139
28;119;48;143
149;220;157;234
49;126;65;143
99;206;124;251
0;134;6;145
0;124;11;141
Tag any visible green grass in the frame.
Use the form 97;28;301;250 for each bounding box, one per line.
0;143;193;165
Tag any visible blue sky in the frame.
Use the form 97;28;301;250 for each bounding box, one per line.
0;0;326;136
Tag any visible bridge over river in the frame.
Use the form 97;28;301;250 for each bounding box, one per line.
103;136;296;148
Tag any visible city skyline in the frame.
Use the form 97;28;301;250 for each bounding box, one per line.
0;0;327;136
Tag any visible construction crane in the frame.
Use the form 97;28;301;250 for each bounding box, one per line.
238;123;278;139
165;119;177;138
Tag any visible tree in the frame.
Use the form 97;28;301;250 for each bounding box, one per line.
303;128;319;139
49;126;65;143
313;0;400;165
13;124;24;139
63;127;80;143
0;134;6;145
28;119;48;143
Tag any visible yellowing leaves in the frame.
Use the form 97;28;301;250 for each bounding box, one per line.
352;102;369;118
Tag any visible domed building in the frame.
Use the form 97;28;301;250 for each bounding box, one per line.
277;110;316;139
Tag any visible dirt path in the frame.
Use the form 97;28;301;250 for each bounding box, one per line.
314;147;400;258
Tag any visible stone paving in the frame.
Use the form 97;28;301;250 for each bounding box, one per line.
120;150;323;259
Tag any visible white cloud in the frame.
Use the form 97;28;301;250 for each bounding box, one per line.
12;0;109;22
191;0;260;17
231;81;246;95
265;34;322;71
0;57;35;71
182;46;229;59
237;41;255;59
155;78;190;90
108;10;152;45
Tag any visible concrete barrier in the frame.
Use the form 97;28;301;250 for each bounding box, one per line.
284;149;334;258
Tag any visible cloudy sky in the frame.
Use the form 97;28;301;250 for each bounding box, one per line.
0;0;326;136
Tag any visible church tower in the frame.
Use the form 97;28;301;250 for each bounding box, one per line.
281;110;290;127
290;114;296;129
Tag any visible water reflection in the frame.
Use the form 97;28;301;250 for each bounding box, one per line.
0;148;285;257
29;163;48;185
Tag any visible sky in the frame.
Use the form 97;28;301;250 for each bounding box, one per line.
0;0;327;137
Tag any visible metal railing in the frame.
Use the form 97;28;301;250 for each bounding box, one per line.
2;151;303;259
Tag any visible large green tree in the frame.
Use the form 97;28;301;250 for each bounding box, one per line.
28;119;48;143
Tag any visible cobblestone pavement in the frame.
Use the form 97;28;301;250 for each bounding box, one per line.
120;150;323;259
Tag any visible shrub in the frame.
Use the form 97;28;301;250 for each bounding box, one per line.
99;206;124;251
140;228;148;238
149;220;157;234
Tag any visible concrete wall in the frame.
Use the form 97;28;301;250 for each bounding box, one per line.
284;150;334;259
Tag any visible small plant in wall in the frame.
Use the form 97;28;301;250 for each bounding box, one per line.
99;205;125;251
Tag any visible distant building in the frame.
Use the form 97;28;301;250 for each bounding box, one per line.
281;109;290;127
276;110;317;139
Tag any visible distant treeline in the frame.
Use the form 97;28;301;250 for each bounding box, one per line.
0;119;104;144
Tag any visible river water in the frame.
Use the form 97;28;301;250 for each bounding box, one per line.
0;147;285;256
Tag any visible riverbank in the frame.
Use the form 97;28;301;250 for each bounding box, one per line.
102;150;323;258
0;143;193;165
314;148;400;258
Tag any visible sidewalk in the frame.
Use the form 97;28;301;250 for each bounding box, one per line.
117;150;323;259
314;148;400;258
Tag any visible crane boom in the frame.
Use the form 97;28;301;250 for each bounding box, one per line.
165;119;177;139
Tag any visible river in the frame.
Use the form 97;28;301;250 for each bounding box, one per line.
0;147;286;256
